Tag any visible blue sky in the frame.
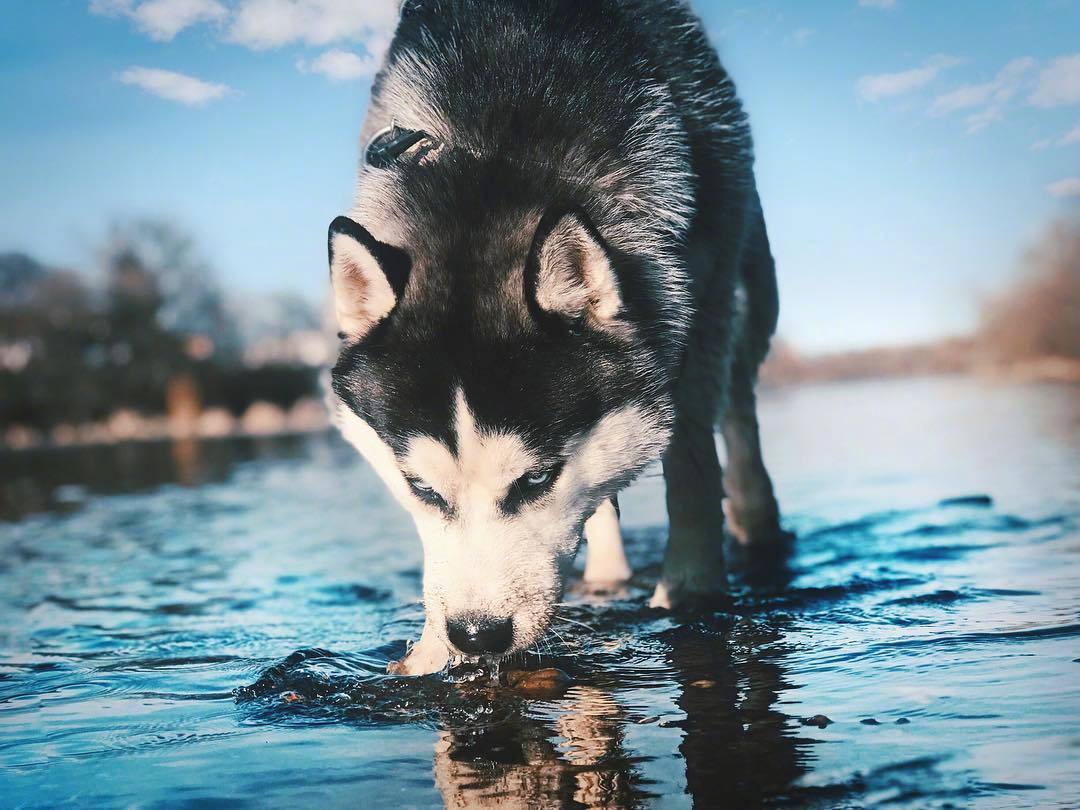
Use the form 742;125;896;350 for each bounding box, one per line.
1;0;1078;352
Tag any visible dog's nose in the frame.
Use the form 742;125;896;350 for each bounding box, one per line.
446;615;514;656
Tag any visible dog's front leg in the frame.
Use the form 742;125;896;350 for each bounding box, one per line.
583;498;631;583
650;417;728;609
387;619;449;676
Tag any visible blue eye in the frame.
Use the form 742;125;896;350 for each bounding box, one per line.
406;476;449;513
524;470;552;487
502;464;562;514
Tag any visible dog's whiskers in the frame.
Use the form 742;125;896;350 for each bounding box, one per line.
552;613;597;633
547;624;570;650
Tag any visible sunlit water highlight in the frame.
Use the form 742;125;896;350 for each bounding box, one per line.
1;378;1078;808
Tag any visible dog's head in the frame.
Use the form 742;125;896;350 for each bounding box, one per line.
328;202;674;661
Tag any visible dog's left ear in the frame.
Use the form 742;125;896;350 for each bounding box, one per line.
328;215;410;339
528;210;622;323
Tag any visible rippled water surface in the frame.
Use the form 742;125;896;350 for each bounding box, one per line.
2;378;1078;808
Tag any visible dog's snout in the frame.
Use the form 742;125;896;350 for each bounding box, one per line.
446;615;514;656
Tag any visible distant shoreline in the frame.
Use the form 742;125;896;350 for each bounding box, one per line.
1;397;330;453
3;362;1077;454
758;340;1080;388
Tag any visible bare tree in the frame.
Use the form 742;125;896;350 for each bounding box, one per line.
979;217;1080;363
104;219;240;363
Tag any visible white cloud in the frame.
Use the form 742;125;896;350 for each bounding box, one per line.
1046;177;1080;198
1029;54;1080;108
930;58;1034;113
296;48;379;81
856;55;960;102
858;0;896;9
961;107;1001;133
91;0;399;80
91;0;226;41
1060;122;1080;146
789;27;815;46
226;0;399;50
929;83;995;114
929;57;1035;133
116;66;232;104
1033;122;1080;151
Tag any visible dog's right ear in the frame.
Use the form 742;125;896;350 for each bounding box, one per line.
328;215;410;339
527;209;622;326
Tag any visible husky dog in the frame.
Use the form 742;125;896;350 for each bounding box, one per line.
329;0;782;675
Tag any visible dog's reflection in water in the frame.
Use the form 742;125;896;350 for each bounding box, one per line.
434;685;634;808
662;620;805;806
554;686;633;807
430;618;804;808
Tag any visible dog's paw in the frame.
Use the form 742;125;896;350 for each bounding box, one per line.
649;560;729;611
387;651;447;676
648;581;676;610
583;556;632;585
387;630;450;676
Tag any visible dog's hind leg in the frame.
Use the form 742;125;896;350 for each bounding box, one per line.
721;207;783;546
721;359;781;546
583;498;631;584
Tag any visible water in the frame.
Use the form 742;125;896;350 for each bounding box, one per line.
1;378;1077;808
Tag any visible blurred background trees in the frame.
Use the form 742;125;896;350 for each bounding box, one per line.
0;219;327;437
756;215;1079;388
978;217;1080;365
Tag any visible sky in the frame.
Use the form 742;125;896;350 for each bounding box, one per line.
1;0;1078;353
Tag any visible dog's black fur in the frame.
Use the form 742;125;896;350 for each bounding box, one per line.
329;0;783;669
336;0;776;451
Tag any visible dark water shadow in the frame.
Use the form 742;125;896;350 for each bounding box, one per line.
0;432;336;521
657;619;807;807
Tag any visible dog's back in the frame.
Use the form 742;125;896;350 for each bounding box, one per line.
358;0;775;376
